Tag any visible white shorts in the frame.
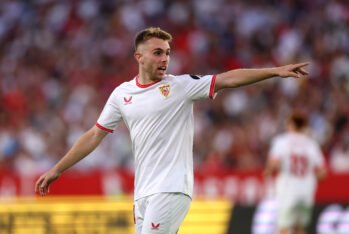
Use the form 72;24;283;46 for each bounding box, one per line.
277;194;313;228
134;192;191;234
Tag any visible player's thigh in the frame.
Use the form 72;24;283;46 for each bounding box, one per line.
277;199;297;228
296;203;313;227
134;197;148;234
141;193;191;234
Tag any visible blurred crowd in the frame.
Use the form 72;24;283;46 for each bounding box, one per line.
0;0;349;175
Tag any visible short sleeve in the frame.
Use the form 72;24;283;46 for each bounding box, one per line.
269;137;283;160
182;74;217;100
96;90;122;133
312;142;325;167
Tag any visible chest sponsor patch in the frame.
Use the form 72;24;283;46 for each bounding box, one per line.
159;84;170;97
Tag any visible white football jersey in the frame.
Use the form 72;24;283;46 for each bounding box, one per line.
269;132;325;199
96;74;216;200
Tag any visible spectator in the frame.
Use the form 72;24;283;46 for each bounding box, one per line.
0;0;348;174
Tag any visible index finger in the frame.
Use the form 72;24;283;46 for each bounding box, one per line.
293;62;309;69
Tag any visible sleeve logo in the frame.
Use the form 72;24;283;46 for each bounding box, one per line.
189;74;202;80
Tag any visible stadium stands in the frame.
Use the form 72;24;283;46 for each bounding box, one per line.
0;0;348;174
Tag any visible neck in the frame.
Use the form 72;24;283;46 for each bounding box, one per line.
138;69;161;85
138;70;161;85
136;70;162;88
288;127;304;133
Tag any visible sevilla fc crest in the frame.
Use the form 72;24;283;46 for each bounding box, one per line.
159;84;170;97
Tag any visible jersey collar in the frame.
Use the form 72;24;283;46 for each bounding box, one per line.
135;75;161;88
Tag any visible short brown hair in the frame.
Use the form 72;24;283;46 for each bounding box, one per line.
134;27;173;51
288;111;308;130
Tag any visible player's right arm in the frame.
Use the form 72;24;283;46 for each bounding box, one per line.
35;125;108;196
315;167;327;181
312;141;327;181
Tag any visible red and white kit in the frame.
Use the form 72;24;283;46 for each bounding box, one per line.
269;132;325;227
96;74;216;233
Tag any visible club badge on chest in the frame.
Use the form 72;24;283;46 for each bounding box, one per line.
159;84;170;98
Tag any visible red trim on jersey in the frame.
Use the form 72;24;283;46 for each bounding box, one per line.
136;75;161;88
95;122;113;133
209;75;217;99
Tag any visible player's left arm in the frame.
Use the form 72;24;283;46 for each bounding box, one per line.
214;62;309;92
264;157;280;177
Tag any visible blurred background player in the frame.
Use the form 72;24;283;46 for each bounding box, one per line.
0;1;346;233
265;112;327;234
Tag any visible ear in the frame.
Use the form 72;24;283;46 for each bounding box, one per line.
134;52;143;64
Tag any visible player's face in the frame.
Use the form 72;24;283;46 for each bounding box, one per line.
136;38;170;80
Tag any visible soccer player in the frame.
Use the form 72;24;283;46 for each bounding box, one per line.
35;27;309;234
265;112;327;234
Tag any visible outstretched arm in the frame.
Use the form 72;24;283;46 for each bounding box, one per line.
35;125;108;196
214;62;309;92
